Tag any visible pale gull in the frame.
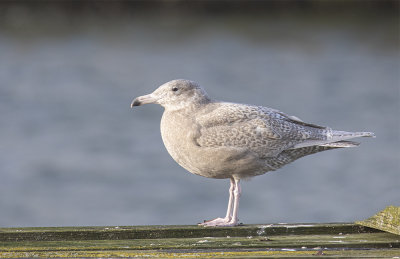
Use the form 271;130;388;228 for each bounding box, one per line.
131;79;375;227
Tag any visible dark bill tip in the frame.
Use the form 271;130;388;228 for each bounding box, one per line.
131;98;142;108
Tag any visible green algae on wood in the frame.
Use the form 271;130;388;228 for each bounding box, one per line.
0;232;398;251
2;249;400;258
0;223;379;242
0;223;399;258
356;206;400;235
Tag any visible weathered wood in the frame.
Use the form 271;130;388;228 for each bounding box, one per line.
0;223;399;258
0;223;380;242
356;206;400;235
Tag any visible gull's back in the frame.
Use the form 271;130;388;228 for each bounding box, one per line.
196;101;332;158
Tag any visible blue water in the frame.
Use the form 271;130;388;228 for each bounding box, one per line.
0;6;399;227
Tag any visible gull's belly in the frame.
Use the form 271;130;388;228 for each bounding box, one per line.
160;112;265;179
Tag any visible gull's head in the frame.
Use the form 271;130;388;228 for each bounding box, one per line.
131;79;211;111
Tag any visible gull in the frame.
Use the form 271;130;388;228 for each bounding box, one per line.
131;79;375;227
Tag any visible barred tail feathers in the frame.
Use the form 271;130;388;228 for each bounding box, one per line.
265;140;361;172
319;140;360;148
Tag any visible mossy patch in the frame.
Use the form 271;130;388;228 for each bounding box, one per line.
356;206;400;235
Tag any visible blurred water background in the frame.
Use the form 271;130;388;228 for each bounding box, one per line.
0;1;399;227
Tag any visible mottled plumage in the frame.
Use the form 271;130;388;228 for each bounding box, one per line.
131;79;374;227
195;102;330;158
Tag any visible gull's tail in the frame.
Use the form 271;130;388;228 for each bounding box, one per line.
330;130;375;140
266;140;362;171
267;130;375;172
293;130;375;149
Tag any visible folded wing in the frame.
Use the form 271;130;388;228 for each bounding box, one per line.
195;102;330;158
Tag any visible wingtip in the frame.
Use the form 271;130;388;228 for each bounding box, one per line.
320;141;360;148
364;132;376;138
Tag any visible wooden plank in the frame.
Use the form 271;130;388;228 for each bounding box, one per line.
0;223;399;258
0;223;381;242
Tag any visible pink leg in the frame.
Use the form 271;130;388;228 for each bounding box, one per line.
199;178;241;227
228;178;241;225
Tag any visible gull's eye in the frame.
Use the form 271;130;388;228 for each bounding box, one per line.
172;87;178;92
